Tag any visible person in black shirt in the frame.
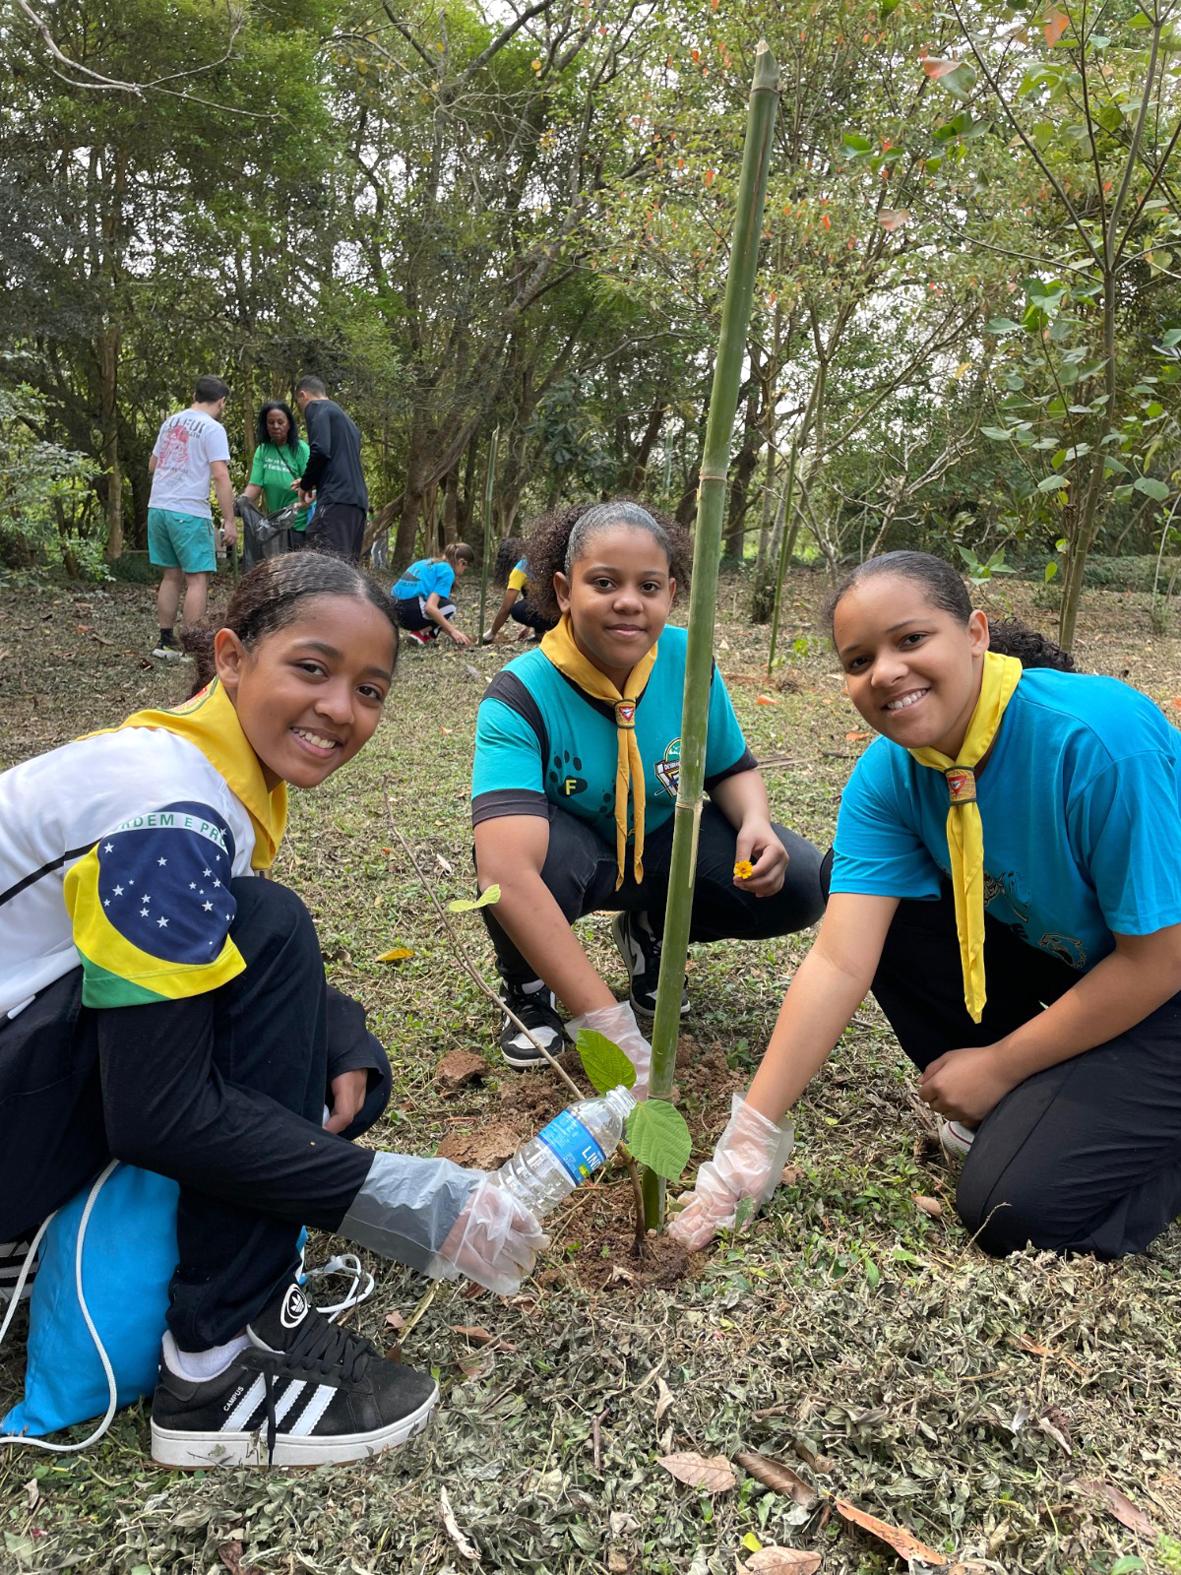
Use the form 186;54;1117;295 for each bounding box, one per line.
294;377;368;562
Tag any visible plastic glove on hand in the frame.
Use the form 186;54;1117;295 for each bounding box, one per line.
567;1000;652;1099
429;1177;550;1296
667;1094;794;1251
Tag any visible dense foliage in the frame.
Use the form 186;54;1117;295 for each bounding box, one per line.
3;0;1180;636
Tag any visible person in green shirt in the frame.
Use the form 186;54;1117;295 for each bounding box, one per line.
240;403;310;556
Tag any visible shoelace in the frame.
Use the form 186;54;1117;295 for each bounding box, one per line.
259;1310;376;1464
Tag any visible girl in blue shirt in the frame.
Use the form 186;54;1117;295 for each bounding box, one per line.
472;500;824;1077
673;550;1181;1260
391;543;474;647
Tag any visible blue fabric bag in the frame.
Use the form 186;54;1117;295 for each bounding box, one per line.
1;1164;178;1440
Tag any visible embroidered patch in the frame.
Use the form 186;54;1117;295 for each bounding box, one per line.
655;737;681;799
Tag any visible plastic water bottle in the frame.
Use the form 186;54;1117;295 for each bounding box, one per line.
496;1087;636;1218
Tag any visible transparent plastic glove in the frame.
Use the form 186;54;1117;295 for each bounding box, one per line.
428;1176;550;1295
667;1094;794;1250
567;1000;652;1099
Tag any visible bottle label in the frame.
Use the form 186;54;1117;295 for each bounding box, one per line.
536;1111;606;1185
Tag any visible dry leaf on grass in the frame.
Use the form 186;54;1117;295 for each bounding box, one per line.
735;1450;818;1509
738;1549;822;1574
440;1485;482;1563
654;1376;675;1425
835;1499;949;1566
376;946;415;963
658;1451;738;1493
218;1543;262;1575
1074;1478;1156;1538
451;1324;494;1344
384;1309;406;1331
913;1194;943;1218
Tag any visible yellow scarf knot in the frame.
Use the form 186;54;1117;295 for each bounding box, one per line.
540;615;656;888
908;650;1022;1023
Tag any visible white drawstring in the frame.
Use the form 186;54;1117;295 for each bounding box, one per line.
0;1160;120;1453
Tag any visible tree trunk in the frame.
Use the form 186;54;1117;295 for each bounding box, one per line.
98;324;123;561
723;387;760;561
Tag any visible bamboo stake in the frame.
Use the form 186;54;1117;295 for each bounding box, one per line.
643;42;780;1229
477;425;501;636
765;438;798;675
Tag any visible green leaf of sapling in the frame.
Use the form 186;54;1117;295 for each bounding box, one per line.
626;1099;692;1181
1133;475;1170;501
447;883;501;912
576;1029;636;1093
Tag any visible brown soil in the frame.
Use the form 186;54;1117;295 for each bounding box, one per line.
434;1029;742;1291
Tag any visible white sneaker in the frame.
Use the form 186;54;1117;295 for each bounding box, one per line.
939;1119;976;1161
151;644;187;663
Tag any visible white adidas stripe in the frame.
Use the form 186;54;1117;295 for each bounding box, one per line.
221;1376;267;1433
287;1383;336;1437
272;1380;308;1426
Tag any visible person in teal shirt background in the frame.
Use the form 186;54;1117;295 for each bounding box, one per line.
242;402;310;538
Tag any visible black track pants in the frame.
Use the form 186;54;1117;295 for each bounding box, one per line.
0;879;387;1346
483;802;825;984
821;850;1181;1258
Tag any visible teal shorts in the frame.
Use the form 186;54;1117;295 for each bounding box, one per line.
147;508;217;573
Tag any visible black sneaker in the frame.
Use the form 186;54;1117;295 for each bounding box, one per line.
610;911;690;1019
499;977;565;1069
150;1283;438;1468
0;1239;37;1306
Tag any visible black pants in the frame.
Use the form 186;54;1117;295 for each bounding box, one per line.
0;880;386;1347
306;503;365;562
484;803;825;983
394;595;455;634
509;598;553;634
822;853;1181;1258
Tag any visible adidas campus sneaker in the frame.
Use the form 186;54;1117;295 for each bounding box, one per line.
610;911;689;1019
0;1240;37;1306
150;1283;438;1468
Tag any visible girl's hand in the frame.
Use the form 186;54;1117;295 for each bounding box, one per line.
325;1069;368;1134
733;817;788;897
919;1046;1016;1125
667;1094;795;1250
431;1177;550;1294
450;628;474;648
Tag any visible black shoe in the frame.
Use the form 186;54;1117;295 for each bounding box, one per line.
150;1283;438;1468
0;1239;37;1306
610;911;690;1019
499;977;566;1069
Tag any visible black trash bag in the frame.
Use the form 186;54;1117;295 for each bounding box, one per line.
234;495;295;564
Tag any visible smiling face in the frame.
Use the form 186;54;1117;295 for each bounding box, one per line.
554;523;676;688
214;594;397;790
833;573;989;757
265;406;292;445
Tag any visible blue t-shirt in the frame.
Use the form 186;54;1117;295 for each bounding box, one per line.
830;668;1181;971
393;558;455;602
471;624;756;843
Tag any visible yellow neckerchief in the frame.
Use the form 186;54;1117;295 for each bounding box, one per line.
540;614;658;888
102;678;288;870
908;650;1023;1023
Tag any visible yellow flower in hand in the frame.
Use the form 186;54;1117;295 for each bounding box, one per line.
733;859;755;880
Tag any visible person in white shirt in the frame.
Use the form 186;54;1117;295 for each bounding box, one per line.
147;376;239;661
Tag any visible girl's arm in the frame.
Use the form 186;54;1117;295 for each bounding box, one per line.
922;923;1181;1123
709;768;786;896
668;891;898;1247
474;815;617;1015
424;591;472;646
484;588;519;642
242;483;264;506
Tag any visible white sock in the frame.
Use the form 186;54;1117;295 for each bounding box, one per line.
163;1329;249;1382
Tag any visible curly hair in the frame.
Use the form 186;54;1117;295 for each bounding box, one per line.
494;536;526;586
255;401;300;451
520;499;692;623
986;618;1076;671
180;552;400;693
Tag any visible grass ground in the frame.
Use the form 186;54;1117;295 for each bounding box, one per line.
1;568;1180;1575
